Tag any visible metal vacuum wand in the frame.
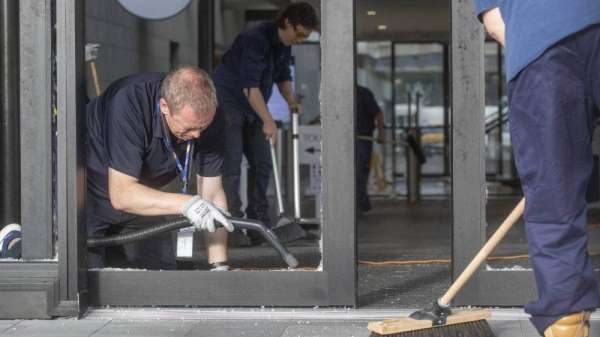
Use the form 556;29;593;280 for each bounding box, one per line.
292;111;301;219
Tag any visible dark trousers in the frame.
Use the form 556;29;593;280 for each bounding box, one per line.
221;107;273;227
87;215;177;270
508;25;600;334
357;138;373;212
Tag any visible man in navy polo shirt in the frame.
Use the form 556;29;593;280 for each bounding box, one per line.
86;66;233;270
475;1;600;336
212;2;318;237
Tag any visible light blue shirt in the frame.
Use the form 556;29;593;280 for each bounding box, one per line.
475;0;600;81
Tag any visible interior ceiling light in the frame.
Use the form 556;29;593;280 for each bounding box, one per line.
377;25;387;30
367;10;376;16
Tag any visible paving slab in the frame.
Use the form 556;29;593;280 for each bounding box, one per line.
281;323;371;337
0;319;109;337
519;320;544;337
489;320;528;337
1;318;598;337
506;320;600;337
592;321;600;335
92;319;197;337
185;320;288;337
0;321;19;334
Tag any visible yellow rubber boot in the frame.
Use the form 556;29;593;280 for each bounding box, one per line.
544;311;591;337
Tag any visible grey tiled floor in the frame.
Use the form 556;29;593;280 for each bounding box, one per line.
0;320;108;337
90;320;197;337
1;316;599;337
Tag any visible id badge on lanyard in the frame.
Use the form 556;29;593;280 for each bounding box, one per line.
157;102;194;194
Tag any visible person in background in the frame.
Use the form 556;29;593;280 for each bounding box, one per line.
475;1;600;336
356;85;385;215
212;2;318;242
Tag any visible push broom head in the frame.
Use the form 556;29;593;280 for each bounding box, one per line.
368;199;525;337
368;301;495;337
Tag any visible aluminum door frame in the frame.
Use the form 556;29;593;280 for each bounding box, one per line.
0;0;86;318
87;0;357;308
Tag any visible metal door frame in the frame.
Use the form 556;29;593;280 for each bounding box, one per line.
0;0;86;318
450;0;536;306
87;0;357;308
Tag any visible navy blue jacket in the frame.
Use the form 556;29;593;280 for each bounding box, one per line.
356;86;381;136
212;22;292;116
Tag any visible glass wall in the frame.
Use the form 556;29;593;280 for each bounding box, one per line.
394;43;447;197
484;42;511;182
356;41;393;197
357;42;449;198
358;41;515;201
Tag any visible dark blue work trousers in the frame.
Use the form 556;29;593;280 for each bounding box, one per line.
508;25;600;334
87;213;176;270
357;138;373;212
220;99;273;227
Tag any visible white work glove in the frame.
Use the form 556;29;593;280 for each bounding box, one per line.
181;196;234;232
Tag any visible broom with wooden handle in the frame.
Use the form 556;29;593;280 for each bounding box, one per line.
368;198;525;337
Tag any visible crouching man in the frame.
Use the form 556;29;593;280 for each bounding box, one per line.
86;66;233;270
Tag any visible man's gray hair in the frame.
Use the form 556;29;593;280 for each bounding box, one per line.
159;66;217;115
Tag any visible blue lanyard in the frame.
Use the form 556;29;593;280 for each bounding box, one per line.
156;102;193;193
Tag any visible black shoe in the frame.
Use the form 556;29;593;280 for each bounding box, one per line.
248;231;266;246
359;202;372;213
209;262;230;271
228;229;252;247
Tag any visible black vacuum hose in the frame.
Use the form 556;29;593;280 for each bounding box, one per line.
87;217;299;268
87;217;189;248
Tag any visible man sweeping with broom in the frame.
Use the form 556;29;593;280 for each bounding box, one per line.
476;1;600;336
368;2;600;337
